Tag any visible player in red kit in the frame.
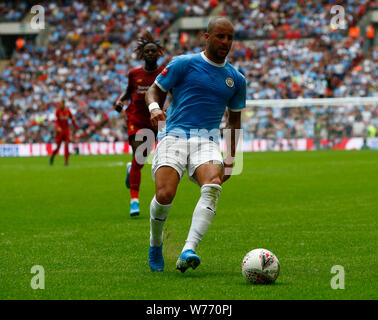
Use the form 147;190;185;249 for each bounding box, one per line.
50;101;79;166
114;32;166;217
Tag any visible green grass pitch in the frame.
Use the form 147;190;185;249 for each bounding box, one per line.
0;150;377;300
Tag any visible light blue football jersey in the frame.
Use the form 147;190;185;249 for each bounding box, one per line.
155;52;246;140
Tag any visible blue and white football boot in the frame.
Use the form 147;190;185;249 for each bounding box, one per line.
130;199;140;217
149;244;164;272
176;249;201;273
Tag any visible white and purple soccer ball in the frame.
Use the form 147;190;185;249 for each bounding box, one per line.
241;248;280;284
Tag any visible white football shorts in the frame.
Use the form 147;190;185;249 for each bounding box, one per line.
152;135;224;184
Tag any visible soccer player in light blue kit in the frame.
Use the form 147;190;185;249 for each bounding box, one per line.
145;17;246;272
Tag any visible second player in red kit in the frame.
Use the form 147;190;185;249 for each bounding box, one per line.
114;32;166;217
125;65;164;137
50;101;79;166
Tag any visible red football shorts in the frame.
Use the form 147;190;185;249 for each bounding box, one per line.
55;129;70;143
127;118;155;137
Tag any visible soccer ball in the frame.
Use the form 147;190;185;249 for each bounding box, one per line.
241;248;280;284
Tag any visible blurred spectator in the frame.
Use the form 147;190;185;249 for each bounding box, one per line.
352;115;365;137
15;38;25;51
366;124;377;137
349;24;360;39
365;23;375;51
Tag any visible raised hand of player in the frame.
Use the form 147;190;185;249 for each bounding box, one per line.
150;108;166;131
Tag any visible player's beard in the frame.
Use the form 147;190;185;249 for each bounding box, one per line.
145;57;158;71
209;44;229;63
218;47;229;59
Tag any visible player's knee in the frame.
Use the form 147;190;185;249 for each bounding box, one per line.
155;188;175;205
205;176;222;186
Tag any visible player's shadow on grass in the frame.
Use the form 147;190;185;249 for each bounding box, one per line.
168;271;287;287
168;270;238;280
129;215;149;220
146;269;287;288
239;281;286;287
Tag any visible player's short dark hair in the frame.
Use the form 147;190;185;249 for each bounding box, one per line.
135;32;164;60
207;17;233;34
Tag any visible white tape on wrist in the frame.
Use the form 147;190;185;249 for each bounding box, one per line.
148;102;160;112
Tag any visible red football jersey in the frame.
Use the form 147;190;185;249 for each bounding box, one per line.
126;66;165;129
55;108;78;130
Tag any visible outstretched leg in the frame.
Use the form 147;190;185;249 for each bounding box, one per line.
127;132;156;216
176;162;223;273
149;166;180;271
129;158;143;200
50;141;62;165
64;141;70;166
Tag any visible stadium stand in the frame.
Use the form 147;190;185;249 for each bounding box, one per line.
222;0;371;40
0;1;28;22
0;0;376;145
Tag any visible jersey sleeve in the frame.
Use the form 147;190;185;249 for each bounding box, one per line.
154;55;189;92
127;70;135;93
227;74;247;112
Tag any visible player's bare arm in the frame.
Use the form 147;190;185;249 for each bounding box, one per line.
145;83;166;130
69;113;79;131
222;109;241;183
114;86;131;113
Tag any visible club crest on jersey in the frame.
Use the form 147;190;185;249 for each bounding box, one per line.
161;67;169;76
225;77;234;88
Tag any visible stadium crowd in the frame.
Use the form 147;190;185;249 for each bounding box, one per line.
0;1;29;22
0;0;377;144
224;0;372;39
241;104;378;141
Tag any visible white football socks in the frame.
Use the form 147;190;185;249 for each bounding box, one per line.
182;184;222;252
150;196;171;247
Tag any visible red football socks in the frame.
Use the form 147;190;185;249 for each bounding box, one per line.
130;158;143;199
64;144;69;164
